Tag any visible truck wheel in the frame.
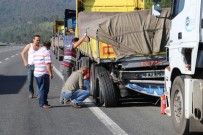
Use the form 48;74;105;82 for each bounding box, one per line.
90;63;96;97
90;65;106;100
93;66;106;102
95;75;104;106
171;75;189;135
97;71;118;107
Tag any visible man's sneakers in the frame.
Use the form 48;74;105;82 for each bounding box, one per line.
59;93;64;104
28;94;40;99
60;99;71;105
70;102;82;108
64;100;71;105
42;104;52;108
28;94;34;99
60;99;64;104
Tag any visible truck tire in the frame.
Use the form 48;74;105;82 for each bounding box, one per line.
90;65;106;100
97;71;118;107
94;66;106;100
90;63;96;97
171;75;190;135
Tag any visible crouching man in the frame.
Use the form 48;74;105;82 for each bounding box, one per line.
61;66;90;108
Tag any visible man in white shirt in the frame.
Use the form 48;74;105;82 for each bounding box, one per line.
33;41;53;108
21;35;40;99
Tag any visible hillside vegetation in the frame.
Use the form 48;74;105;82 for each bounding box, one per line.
0;0;170;44
145;0;170;9
0;0;75;44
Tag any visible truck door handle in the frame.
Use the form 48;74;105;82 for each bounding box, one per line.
178;32;182;39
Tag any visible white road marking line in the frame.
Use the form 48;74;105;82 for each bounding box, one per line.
16;54;18;55
5;58;9;60
52;65;128;135
85;98;128;135
52;66;63;80
0;61;2;63
11;55;15;57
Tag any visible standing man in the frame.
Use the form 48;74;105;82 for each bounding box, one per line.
60;33;87;83
33;41;53;108
59;33;87;104
21;35;40;99
61;66;90;108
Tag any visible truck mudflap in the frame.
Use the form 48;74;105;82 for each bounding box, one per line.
125;83;164;97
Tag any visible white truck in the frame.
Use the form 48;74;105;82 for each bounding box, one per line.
153;0;203;134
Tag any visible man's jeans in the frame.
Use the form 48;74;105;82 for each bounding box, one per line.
63;80;90;104
63;90;89;105
35;74;50;107
27;65;39;95
84;79;90;93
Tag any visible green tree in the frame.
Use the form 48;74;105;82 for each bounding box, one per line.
144;0;171;9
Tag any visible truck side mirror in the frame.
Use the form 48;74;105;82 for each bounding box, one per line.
152;3;161;16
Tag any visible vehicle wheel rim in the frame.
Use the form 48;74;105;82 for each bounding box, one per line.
173;89;183;124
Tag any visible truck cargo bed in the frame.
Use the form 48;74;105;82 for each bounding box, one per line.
78;9;170;60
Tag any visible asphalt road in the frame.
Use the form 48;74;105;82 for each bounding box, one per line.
0;45;180;135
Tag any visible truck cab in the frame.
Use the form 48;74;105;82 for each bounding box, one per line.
154;0;203;134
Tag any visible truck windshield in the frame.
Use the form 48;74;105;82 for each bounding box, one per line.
171;0;185;19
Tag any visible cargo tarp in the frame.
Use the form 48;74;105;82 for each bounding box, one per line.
78;9;170;59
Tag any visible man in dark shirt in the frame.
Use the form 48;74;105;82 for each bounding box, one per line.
59;33;87;104
60;33;87;82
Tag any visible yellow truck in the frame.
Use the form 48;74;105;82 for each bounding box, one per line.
76;0;144;60
51;20;64;61
75;0;203;134
52;9;76;61
75;0;170;107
